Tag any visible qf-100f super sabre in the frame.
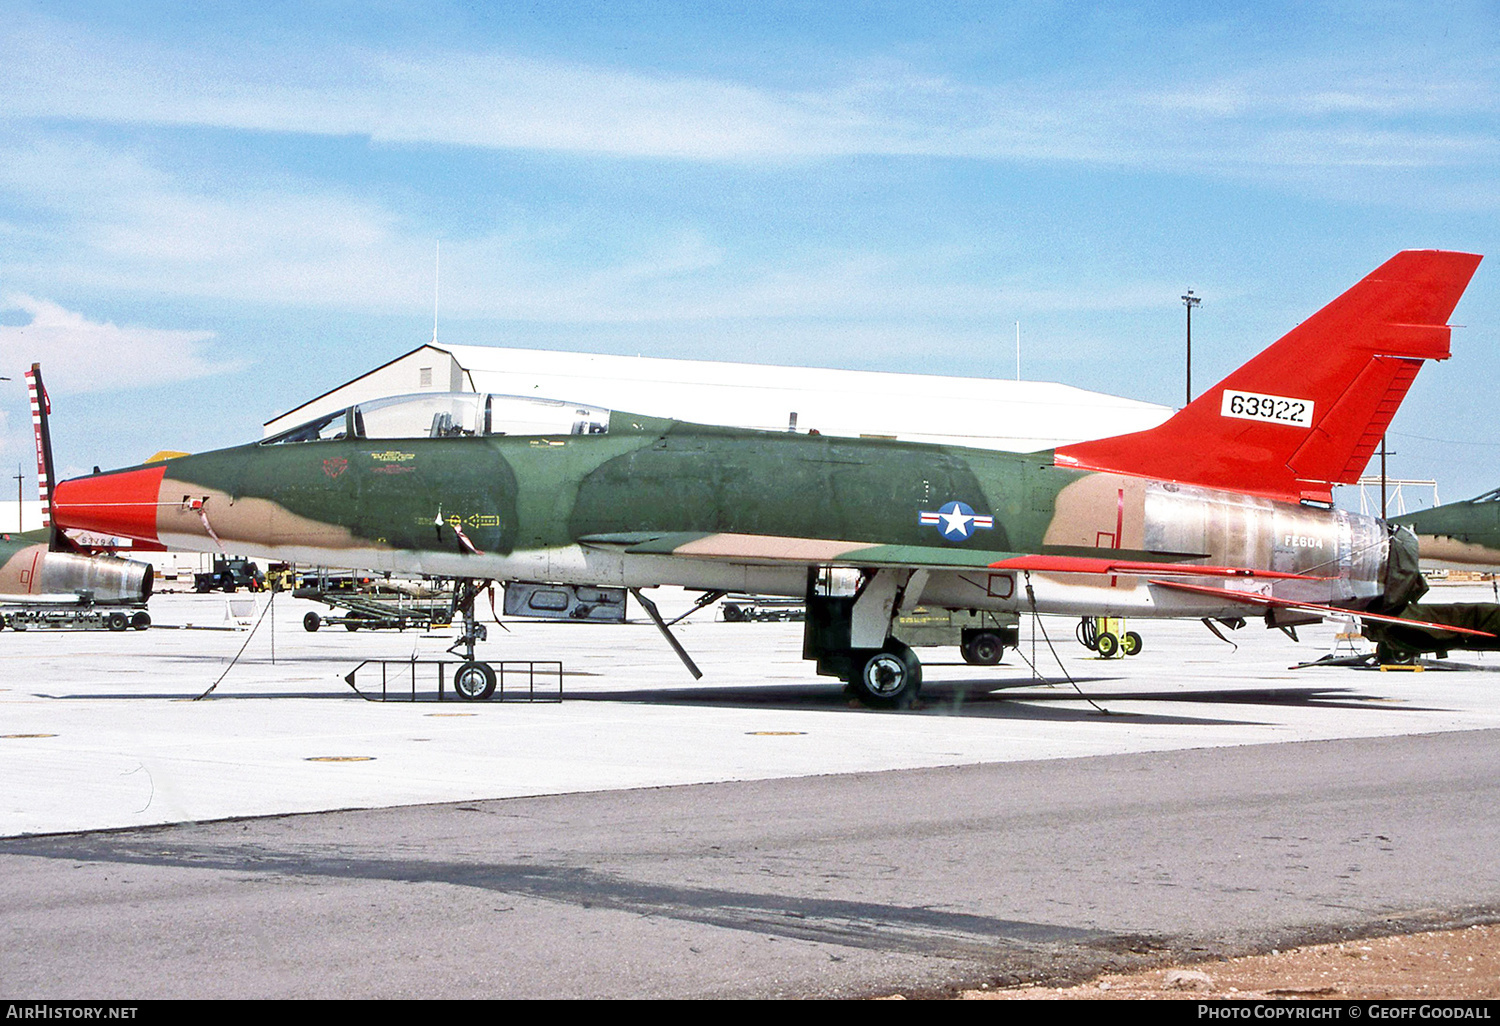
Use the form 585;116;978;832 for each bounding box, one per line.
50;251;1484;705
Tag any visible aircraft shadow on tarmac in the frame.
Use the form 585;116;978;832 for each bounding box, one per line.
560;677;1438;726
47;690;364;701
0;832;1115;960
42;660;1444;723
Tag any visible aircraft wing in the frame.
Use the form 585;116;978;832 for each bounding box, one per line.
580;532;1329;579
583;531;1460;634
988;554;1326;580
581;531;1023;569
1151;578;1495;638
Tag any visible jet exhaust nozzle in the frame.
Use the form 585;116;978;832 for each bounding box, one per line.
37;550;153;605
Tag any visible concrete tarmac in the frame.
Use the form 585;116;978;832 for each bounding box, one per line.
4;732;1499;998
3;585;1500;996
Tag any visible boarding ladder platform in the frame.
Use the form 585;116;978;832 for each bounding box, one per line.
343;658;563;702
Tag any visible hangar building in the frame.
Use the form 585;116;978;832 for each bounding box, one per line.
263;344;1173;452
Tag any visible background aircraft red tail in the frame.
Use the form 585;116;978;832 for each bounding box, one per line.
1054;250;1482;504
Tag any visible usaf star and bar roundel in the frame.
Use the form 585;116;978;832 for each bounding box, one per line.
918;500;994;542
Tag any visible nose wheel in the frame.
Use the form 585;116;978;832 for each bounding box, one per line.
447;578;497;700
453;660;497;701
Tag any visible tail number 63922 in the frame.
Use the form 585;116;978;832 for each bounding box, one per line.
1220;389;1313;427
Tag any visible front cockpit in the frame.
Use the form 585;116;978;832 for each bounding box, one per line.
262;392;612;445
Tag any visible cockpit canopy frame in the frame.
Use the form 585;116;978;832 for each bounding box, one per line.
262;392;611;445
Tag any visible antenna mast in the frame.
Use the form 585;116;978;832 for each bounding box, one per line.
432;241;440;345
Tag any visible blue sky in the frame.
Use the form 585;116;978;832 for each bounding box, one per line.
0;1;1495;508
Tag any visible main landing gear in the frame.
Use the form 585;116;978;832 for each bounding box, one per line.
803;568;926;708
449;578;496;701
853;639;924;707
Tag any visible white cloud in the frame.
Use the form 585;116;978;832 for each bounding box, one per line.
0;13;1490;328
432;234;1180;325
0;134;431;311
0;295;243;393
0;128;1195;325
0;13;1494;171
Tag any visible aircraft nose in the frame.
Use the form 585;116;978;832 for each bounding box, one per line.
52;466;166;543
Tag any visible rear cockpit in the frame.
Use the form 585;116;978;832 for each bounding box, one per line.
262;393;611;445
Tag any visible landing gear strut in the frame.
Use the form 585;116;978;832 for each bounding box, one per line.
803;568;926;708
448;578;495;701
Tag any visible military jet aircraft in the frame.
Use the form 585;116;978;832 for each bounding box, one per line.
1392;488;1500;568
0;365;152;609
49;251;1483;705
1352;488;1500;662
0;527;151;607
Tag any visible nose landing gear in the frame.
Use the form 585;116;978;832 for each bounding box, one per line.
448;578;496;701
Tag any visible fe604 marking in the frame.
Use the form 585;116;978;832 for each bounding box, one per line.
1220;389;1313;427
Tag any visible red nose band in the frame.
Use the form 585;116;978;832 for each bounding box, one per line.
52;466;166;543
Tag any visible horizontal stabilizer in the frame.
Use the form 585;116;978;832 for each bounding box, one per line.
1152;579;1495;638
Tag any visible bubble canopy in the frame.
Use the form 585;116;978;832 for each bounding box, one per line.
262;393;611;444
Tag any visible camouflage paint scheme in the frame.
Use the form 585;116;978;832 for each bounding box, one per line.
1393;490;1500;568
53;410;1393;621
0;530;56;595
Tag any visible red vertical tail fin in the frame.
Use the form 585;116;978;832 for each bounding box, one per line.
1054;250;1482;503
24;363;55;529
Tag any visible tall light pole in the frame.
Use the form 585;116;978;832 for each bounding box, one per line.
1380;436;1390;519
1182;289;1201;406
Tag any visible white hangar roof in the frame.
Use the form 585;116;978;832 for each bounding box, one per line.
264;343;1172;452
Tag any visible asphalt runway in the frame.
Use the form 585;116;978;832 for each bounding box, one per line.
3;587;1500;997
